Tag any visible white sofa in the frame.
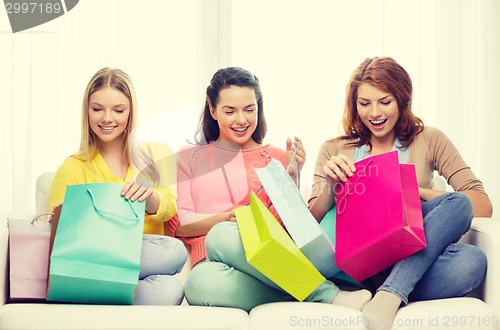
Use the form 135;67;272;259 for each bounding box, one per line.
1;172;499;330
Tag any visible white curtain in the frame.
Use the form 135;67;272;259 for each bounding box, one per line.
1;0;499;215
1;0;200;214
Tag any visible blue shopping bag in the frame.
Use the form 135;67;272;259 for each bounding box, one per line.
47;183;145;305
255;159;341;278
320;206;365;289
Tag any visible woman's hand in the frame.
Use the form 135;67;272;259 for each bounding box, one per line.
227;210;237;222
122;177;159;214
322;154;356;187
286;137;306;178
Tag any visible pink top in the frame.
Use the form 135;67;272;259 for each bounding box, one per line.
169;142;287;266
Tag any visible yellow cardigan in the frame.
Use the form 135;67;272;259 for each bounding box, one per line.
47;142;177;235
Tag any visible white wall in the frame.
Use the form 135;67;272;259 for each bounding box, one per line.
1;0;199;213
1;0;499;215
227;0;500;212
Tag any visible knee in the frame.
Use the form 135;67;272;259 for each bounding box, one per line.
167;237;188;268
205;222;243;261
447;192;473;229
463;245;487;282
447;244;487;292
206;222;238;247
164;236;187;257
134;275;184;305
449;192;473;217
143;234;187;255
141;235;188;275
184;262;229;306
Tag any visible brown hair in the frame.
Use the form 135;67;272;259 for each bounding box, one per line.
195;67;267;144
340;57;424;149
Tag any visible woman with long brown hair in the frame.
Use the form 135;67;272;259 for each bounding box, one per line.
309;57;492;329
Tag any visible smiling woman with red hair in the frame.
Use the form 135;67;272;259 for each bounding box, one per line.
309;56;492;330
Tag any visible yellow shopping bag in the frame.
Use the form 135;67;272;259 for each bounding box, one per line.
236;192;325;301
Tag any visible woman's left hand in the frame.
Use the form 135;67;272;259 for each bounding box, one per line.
286;137;306;177
122;177;154;202
122;177;159;214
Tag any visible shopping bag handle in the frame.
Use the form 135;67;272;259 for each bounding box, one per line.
30;212;54;224
286;141;301;185
87;188;140;222
246;142;302;207
336;158;374;215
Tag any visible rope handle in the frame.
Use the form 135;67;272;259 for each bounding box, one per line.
30;212;54;224
286;141;301;185
87;188;140;222
246;141;302;207
336;158;374;215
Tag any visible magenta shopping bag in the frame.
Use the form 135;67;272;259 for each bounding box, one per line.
335;150;426;282
8;213;53;301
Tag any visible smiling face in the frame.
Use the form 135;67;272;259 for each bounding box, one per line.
88;86;130;147
210;86;259;150
356;83;399;147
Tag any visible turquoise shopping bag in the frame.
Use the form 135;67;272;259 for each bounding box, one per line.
320;206;366;289
47;183;145;305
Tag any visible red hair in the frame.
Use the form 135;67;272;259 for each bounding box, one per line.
340;57;423;149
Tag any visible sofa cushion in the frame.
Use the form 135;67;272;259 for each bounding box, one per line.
249;302;366;329
0;304;249;330
248;298;497;330
393;297;497;330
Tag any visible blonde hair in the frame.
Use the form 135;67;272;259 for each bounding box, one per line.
78;67;159;185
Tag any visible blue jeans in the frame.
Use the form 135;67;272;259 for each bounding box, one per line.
133;234;188;305
379;193;487;304
184;222;339;312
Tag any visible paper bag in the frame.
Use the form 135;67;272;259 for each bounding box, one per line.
255;159;340;278
47;183;145;304
236;192;325;301
335;150;426;282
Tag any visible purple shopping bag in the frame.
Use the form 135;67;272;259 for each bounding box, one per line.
335;150;426;282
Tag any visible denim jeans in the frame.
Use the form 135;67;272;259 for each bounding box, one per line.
379;192;487;304
184;222;339;312
133;234;188;305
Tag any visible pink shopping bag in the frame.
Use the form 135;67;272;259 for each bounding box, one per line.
335;150;426;282
8;213;52;301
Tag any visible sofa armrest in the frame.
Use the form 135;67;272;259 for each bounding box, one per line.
0;212;38;307
465;218;500;318
1;214;9;306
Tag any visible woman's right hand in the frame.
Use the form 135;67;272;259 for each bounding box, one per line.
227;210;237;222
322;155;356;186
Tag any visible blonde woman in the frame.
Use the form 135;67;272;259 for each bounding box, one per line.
48;67;187;305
